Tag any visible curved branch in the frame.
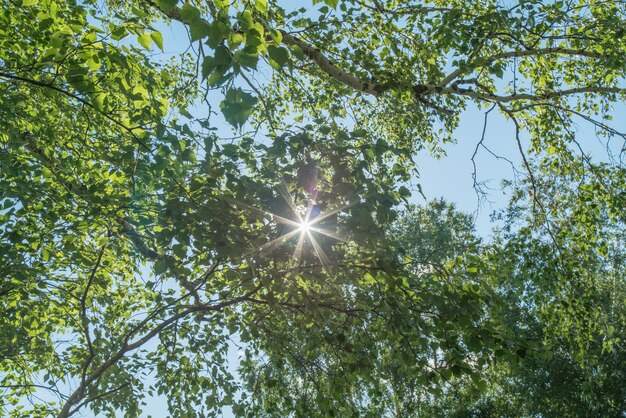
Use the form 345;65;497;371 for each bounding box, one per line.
146;1;626;111
279;31;384;97
79;245;108;393
147;1;386;97
56;282;261;418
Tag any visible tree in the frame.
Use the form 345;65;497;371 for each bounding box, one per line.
235;200;515;417
1;0;625;416
414;174;626;418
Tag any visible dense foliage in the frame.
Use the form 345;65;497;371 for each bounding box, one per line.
1;0;625;416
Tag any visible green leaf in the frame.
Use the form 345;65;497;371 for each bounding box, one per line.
238;10;253;30
228;32;245;49
201;57;215;80
214;0;230;11
267;45;289;69
234;47;259;68
154;259;167;275
289;44;305;60
206;21;229;48
173;244;187;258
268;28;283;45
214;45;232;66
137;33;152;50
220;87;258;128
180;3;200;22
86;56;101;71
206;70;232;87
254;0;267;13
92;92;107;111
110;26;128;40
155;0;177;11
189;18;211;41
151;31;164;50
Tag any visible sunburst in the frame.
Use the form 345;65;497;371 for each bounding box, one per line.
232;181;358;270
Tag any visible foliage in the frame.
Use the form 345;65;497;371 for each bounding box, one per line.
236;200;510;416
416;176;626;417
1;0;625;416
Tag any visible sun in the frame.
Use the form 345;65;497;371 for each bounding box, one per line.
229;180;358;270
298;219;312;233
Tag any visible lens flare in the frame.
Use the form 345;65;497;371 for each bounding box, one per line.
298;219;312;233
230;180;359;270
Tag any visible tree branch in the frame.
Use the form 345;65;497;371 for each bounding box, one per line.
146;1;387;97
441;47;604;85
79;245;108;394
146;1;626;115
439;85;626;102
56;282;261;418
279;31;385;97
0;72;150;151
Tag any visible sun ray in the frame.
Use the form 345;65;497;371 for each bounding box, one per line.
292;230;306;265
278;181;304;222
310;198;360;225
237;183;364;265
308;226;350;243
304;200;314;224
307;230;332;271
253;229;301;254
225;197;302;228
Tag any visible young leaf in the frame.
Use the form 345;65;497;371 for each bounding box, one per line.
214;0;230;11
151;31;164;50
137;33;152;50
255;0;268;13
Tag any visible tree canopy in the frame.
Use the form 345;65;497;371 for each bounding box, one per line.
1;0;626;416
